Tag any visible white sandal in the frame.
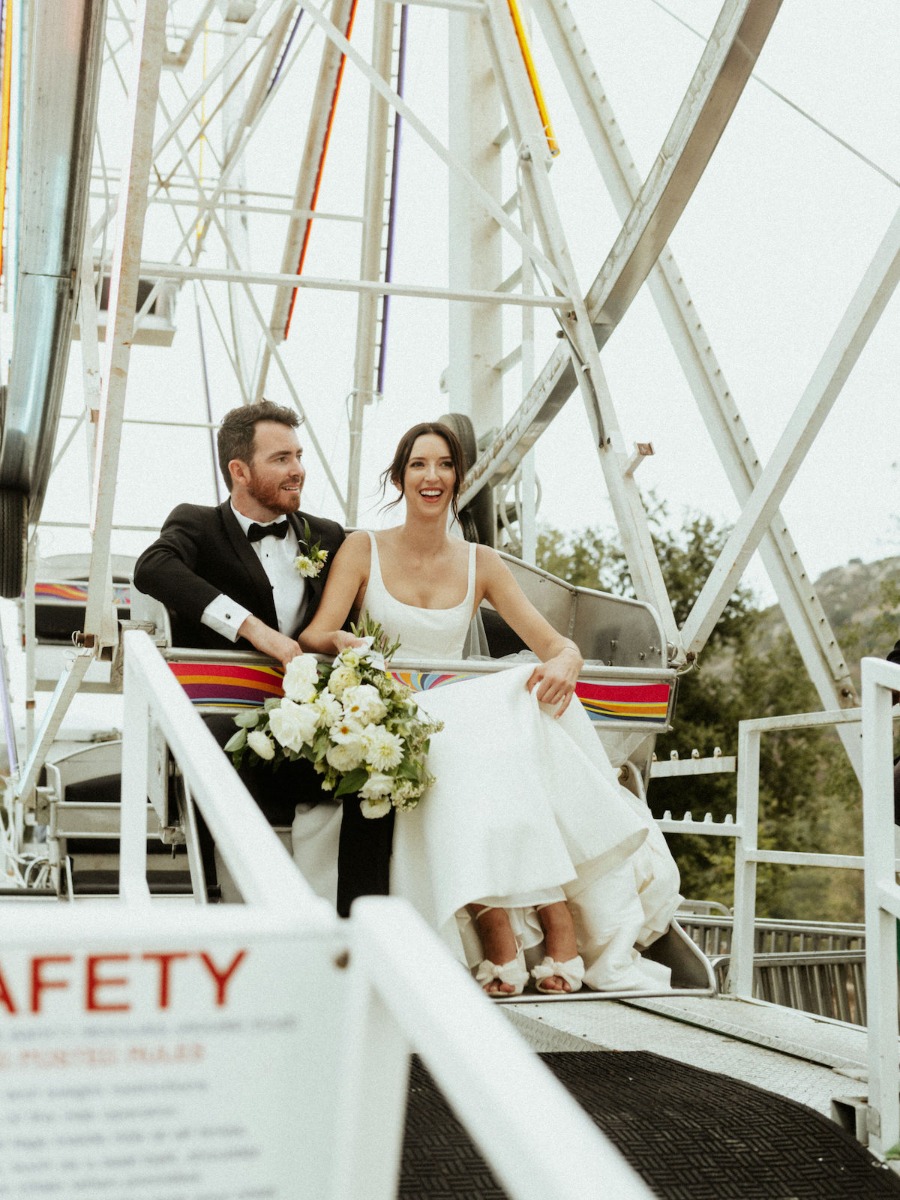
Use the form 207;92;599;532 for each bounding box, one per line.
472;906;529;996
532;955;585;995
474;949;529;996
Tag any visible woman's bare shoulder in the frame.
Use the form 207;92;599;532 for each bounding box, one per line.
334;529;372;563
474;542;507;575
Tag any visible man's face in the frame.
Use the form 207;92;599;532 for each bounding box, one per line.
233;420;305;519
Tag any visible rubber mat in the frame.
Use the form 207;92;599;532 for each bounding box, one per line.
399;1051;900;1199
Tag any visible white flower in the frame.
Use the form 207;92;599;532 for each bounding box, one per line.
359;796;393;820
268;699;319;752
313;691;342;728
359;771;394;800
326;739;365;772
294;554;322;579
342;683;387;725
362;725;405;771
247;729;276;761
391;779;424;811
328;663;360;698
282;654;320;703
330;716;364;744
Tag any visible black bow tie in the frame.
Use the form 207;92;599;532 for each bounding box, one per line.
247;521;289;543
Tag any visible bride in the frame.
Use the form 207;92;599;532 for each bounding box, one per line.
299;422;681;996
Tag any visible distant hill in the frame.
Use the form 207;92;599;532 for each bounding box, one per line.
755;554;900;678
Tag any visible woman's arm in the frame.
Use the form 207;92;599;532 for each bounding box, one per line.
298;532;370;655
478;546;583;716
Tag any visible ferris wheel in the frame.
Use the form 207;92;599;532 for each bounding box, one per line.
0;0;897;773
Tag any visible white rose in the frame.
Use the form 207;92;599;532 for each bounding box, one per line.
326;739;365;772
282;654;320;703
328;663;360;698
359;771;394;799
247;729;276;761
363;725;405;771
359;796;393;820
268;699;319;752
342;683;387;726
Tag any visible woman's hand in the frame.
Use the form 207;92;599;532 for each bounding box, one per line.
332;630;367;654
526;645;582;717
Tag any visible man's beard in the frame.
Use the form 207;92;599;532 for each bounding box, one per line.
246;471;302;515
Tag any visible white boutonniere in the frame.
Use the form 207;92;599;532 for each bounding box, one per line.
294;519;329;579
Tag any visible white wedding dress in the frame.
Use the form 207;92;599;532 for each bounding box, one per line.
360;533;682;991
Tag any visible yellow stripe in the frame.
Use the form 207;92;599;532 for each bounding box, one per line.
507;0;559;157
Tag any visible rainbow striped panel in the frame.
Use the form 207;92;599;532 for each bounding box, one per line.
169;661;285;707
393;670;671;726
169;660;671;726
575;680;671;724
35;582;88;602
34;582;131;606
390;670;479;692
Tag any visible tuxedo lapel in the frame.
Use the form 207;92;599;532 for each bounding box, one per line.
219;500;280;628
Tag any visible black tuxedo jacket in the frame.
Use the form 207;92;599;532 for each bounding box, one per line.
134;500;389;915
133;501;346;649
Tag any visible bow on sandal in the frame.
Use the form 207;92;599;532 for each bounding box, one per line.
532;955;585;995
474;949;529;996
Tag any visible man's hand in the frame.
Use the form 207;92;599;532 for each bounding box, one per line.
238;615;304;669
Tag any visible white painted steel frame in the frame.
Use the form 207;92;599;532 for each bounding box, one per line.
461;0;784;503
861;656;900;1159
347;2;396;522
455;1;677;642
530;0;858;717
682;205;900;661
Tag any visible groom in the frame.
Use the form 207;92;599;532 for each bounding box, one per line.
133;399;393;914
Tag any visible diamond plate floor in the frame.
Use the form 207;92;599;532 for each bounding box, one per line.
399;1051;900;1199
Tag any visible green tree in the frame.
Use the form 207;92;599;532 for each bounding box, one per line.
537;507;864;921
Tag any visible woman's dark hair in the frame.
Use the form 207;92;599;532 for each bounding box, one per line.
380;422;465;520
217;400;302;491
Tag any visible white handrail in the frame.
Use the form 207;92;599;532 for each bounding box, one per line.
731;706;864;998
338;897;654;1200
119;630;655;1198
862;656;900;1158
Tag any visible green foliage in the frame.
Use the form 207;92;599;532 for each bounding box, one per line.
537;506;879;923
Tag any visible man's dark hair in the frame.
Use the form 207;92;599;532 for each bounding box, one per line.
216;400;302;491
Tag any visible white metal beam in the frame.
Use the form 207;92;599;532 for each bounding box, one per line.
260;0;357;377
530;0;859;719
461;0;783;498
288;0;569;289
84;0;168;651
482;0;679;640
347;2;396;523
681;204;900;655
138;259;570;305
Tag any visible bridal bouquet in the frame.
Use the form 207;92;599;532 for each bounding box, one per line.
225;619;443;818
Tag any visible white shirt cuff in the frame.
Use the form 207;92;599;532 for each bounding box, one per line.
201;594;253;643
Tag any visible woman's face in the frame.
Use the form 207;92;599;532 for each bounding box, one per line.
401;433;457;515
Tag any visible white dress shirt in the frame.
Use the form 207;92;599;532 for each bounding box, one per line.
201;502;308;642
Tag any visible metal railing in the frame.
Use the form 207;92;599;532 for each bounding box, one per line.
861;656;900;1159
729;706;866;1000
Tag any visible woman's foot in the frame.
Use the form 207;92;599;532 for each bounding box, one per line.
471;906;527;996
534;901;581;994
